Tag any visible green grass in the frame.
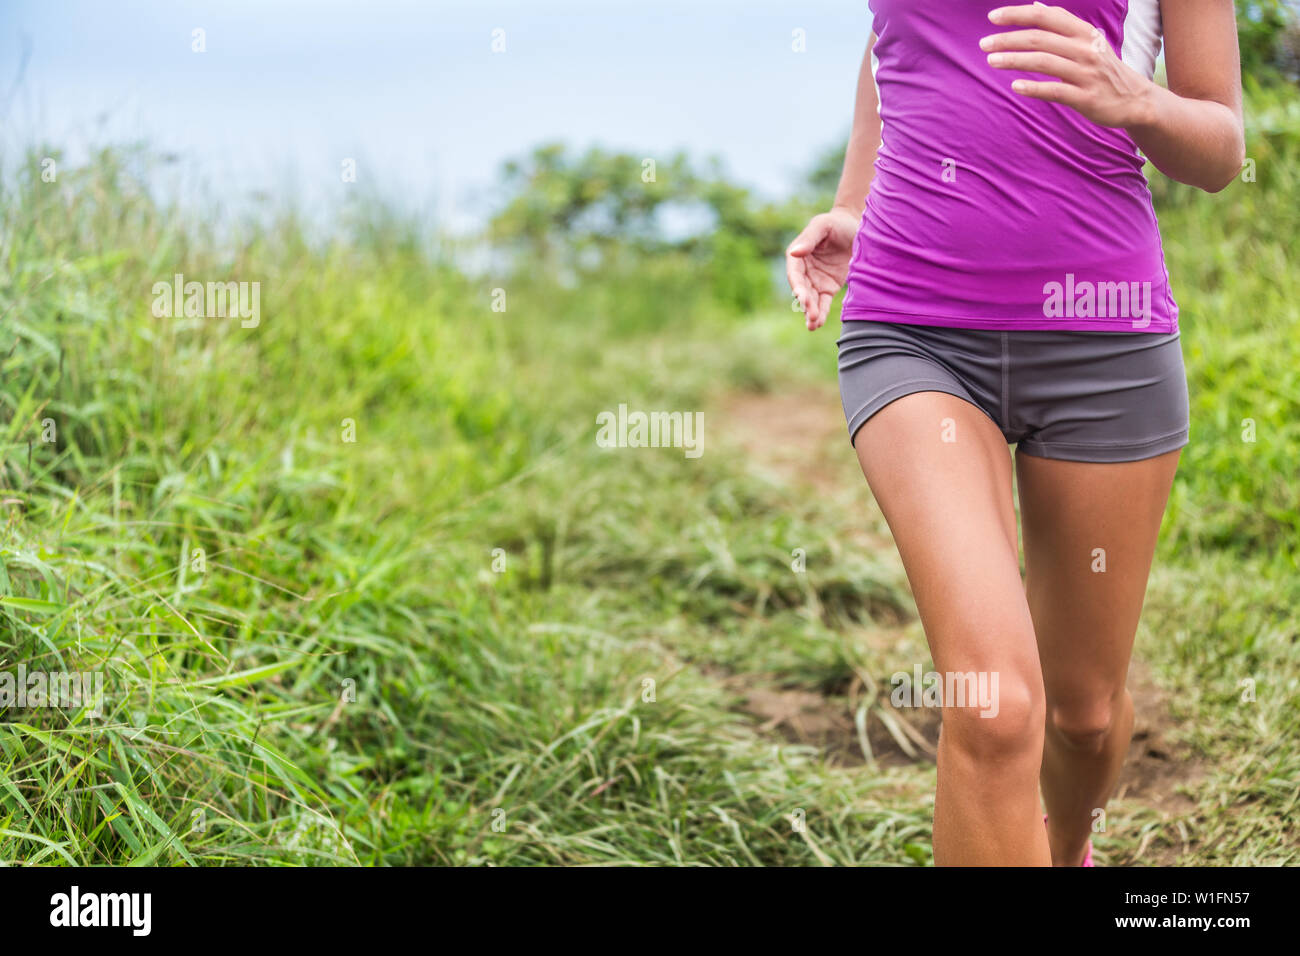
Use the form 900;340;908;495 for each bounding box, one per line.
1;85;1297;865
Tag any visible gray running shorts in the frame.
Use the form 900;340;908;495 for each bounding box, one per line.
836;320;1190;463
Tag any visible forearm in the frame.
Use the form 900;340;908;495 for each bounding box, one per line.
1126;82;1245;193
833;35;884;214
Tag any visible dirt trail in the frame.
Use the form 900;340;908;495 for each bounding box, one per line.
712;385;1206;863
718;386;853;496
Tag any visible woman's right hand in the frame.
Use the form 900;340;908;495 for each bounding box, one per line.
785;206;861;331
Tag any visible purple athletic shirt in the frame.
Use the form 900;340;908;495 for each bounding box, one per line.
842;0;1177;332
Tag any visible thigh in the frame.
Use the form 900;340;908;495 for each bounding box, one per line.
854;390;1035;681
1014;449;1181;706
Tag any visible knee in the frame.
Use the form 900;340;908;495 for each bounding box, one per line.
1048;691;1128;754
941;675;1044;765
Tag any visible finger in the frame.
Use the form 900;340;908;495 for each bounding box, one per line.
786;251;806;296
787;257;815;316
987;51;1088;84
988;4;1091;40
809;283;826;327
785;237;812;285
786;218;829;257
807;293;823;330
787;219;831;309
816;291;833;327
1009;78;1089;108
979;28;1080;58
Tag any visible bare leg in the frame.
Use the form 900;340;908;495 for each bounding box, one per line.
853;392;1050;865
1015;449;1181;866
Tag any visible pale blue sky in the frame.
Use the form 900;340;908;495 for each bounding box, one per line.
0;0;873;231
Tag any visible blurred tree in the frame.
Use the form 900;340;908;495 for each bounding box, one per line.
707;231;772;313
489;144;814;310
1236;0;1300;79
803;146;848;203
489;144;698;266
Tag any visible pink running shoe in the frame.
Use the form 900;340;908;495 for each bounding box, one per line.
1045;815;1095;867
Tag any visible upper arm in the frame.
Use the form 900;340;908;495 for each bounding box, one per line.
1160;0;1244;121
856;31;881;128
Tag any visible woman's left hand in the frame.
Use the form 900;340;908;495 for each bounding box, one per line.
980;3;1156;129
